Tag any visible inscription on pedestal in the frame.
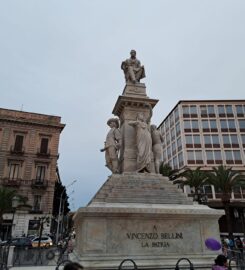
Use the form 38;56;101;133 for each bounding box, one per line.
126;229;183;249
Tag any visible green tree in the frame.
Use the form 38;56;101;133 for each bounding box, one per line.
159;163;179;180
0;187;17;225
206;165;245;236
175;167;208;201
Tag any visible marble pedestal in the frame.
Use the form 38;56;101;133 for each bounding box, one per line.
73;174;224;269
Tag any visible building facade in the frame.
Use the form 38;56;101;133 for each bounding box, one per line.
0;108;65;239
158;100;245;235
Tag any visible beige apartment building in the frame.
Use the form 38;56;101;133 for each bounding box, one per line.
158;100;245;235
0;108;65;239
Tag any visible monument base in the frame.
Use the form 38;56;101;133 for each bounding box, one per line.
73;174;224;269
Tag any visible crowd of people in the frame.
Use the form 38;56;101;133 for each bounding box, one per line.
221;236;244;258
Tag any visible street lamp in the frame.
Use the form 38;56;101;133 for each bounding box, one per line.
11;196;20;238
56;180;77;244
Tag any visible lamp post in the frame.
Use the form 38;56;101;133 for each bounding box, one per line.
56;180;76;244
11;196;19;238
60;190;74;238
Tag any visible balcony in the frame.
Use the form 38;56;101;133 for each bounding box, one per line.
10;146;24;155
36;148;50;158
31;179;48;189
2;178;21;187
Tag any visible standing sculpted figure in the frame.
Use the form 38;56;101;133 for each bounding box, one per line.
129;104;152;172
121;50;146;84
100;118;121;174
151;125;164;174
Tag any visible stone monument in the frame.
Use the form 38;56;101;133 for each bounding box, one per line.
73;51;223;269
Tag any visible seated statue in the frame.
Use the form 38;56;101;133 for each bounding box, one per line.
121;50;146;84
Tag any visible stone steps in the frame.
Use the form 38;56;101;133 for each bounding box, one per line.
89;174;193;206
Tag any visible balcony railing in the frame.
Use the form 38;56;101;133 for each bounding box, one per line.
2;178;21;187
31;179;48;189
36;148;50;158
10;146;25;155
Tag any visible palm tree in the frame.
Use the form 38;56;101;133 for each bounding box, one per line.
206;165;245;237
0;187;17;225
159;163;179;180
174;167;208;201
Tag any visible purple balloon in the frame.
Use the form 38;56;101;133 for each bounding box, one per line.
205;238;222;251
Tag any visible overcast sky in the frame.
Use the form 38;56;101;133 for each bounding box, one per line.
1;0;245;210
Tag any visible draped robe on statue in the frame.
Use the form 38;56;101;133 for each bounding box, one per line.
129;120;152;172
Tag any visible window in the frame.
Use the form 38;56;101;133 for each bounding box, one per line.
185;135;201;148
190;106;197;115
218;105;225;115
233;150;242;162
210;120;217;129
202;120;217;131
214;150;222;162
9;163;20;179
13;135;24;153
218;105;233;116
222;134;239;147
187;150;203;164
185;135;192;145
184;120;199;132
173;156;178;169
241;134;245;145
226;105;233;115
176;122;180;136
225;151;233;163
167;146;171;158
220;119;236;132
40;138;49;154
230;135;239;145
225;150;242;164
166;133;170;145
36;165;46;181
170;114;174;127
33;195;41;211
206;150;222;164
171;128;175;141
182;105;197;116
207;105;215;115
172;141;176;155
165;119;170;131
236;105;245;116
178;152;184;167
177;137;182;151
204;135;220;147
200;106;207;115
212;135;219;145
184;120;191;130
202;120;209;129
200;105;215;116
238;120;245;131
174;109;179;121
192;120;199;130
183;106;189;115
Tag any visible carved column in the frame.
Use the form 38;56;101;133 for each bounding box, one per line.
112;83;158;173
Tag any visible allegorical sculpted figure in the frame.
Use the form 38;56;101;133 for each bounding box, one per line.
129;104;152;172
151;125;164;174
121;50;146;84
100;118;121;174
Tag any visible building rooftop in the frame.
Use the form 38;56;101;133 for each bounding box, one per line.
0;107;65;130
